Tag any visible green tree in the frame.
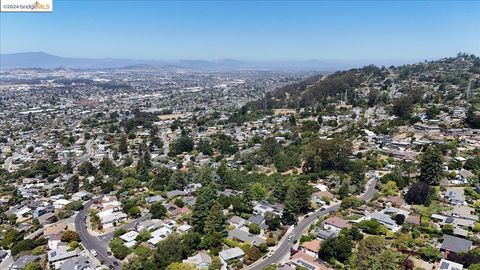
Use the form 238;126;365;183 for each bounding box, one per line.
381;181;399;196
340;196;364;210
11;239;37;256
119;135;128;154
301;120;320;133
128;206;141;218
289;115;296;126
204;202;226;235
109;237;131;260
392;95;414;118
170;135;194;155
78;161;96;176
192;185;217;232
64;160;73;174
318;236;353;263
358;220;387;235
466;107;480;128
153;235;185;269
355;236;388;270
100;157;117;176
282;182;312;224
250;182;267;200
248;223;261;235
65;175;80;194
265;212;281;231
348;160;366;187
209;257;222;270
405;181;433;206
2;229;20;248
61;230;80;242
23;262;41;270
150;202;167;219
419;145;444;185
303;138;352;172
198;139;213;155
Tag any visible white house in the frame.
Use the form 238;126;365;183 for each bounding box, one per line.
219;247;244;264
53;199;72;209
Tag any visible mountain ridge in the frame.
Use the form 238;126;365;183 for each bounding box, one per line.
0;52;418;71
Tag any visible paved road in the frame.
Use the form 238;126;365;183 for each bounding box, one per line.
247;178;378;270
0;250;12;270
3;156;13;172
78;139;93;164
99;212;152;246
75;199;122;270
75;198;152;270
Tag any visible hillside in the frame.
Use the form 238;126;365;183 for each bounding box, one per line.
245;53;480;112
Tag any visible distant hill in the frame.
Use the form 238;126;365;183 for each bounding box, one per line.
0;52;404;71
0;52;164;69
245;66;375;109
244;54;480;110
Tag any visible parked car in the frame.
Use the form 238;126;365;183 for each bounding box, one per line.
90;249;97;257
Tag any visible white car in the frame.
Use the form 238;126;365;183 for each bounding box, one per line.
287;235;293;241
90;249;97;257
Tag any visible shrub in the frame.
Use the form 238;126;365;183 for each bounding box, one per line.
61;230;80;242
11;239;37;256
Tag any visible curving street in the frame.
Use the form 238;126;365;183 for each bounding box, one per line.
246;178;378;270
75;199;122;270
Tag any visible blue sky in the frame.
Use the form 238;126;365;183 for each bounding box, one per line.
1;0;479;61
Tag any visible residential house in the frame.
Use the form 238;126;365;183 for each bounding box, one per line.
444;188;466;205
247;214;267;230
165;203;191;217
315;228;337;240
178;224;192;233
445;205;478;222
366;212;399;232
182;251;211;269
228;228;266;247
441;234;472;254
145;195;165;204
60;256;93;270
184;183;202;194
219;247;245;264
301;239;321;258
312;191;334;206
11;255;39;270
48;246;79;269
219;189;242;197
136;219;163;232
53;199;72;209
120;231;139;248
456;170;475;184
439;259;464;270
229;216;246;228
323;217;351;233
384;196;406;207
149;227;173;246
71;191;91;201
290;251;329;270
48;234;62;250
253;201;283;216
166;190;186;198
98;209;127;228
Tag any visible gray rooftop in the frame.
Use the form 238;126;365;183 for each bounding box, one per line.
219;247;245;261
441;234;472;253
228;228;266;247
